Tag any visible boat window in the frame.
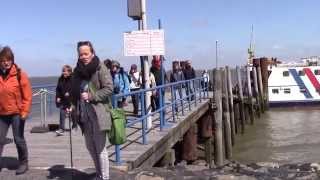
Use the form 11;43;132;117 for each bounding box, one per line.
283;71;289;77
272;89;279;94
284;88;291;94
315;70;320;75
299;70;305;76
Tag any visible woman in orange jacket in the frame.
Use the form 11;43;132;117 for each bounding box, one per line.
0;46;32;175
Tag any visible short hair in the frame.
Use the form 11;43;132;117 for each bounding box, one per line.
0;46;14;62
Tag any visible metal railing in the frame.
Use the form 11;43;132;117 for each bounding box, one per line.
31;84;56;127
112;76;209;164
29;78;209;165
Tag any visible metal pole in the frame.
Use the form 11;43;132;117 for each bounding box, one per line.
158;19;166;127
44;89;47;127
140;0;152;129
216;40;218;69
40;89;44;127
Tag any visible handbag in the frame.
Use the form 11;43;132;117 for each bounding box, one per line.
88;73;127;145
109;108;126;145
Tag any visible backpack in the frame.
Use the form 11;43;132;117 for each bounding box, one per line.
16;65;23;98
120;67;131;84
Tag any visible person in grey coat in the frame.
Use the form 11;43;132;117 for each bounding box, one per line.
70;41;113;180
170;62;185;112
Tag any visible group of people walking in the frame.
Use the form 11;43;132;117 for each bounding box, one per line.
0;42;113;180
0;42;207;180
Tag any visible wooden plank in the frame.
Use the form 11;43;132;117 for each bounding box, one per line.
252;67;261;117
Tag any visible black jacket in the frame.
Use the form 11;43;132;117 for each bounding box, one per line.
56;75;72;109
183;67;196;80
150;67;167;85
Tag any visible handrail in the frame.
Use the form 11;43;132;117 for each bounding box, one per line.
111;76;209;165
29;77;210;165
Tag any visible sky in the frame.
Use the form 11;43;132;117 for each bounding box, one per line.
2;0;320;76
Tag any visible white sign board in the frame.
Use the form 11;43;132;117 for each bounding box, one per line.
124;30;165;56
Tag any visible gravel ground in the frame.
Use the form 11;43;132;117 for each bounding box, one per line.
0;161;319;180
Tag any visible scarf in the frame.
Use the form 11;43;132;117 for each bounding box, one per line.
71;56;100;105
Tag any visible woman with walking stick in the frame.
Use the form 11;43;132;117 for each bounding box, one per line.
69;41;113;180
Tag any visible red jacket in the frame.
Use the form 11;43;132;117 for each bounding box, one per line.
0;65;32;119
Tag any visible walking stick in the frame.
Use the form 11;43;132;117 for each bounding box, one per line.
67;112;74;179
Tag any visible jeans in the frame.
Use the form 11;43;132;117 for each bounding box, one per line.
174;87;184;111
59;108;66;130
185;82;194;101
0;115;28;164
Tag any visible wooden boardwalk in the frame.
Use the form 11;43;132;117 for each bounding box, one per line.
2;92;211;172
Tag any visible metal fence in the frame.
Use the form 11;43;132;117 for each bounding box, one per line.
30;77;209;165
112;76;209;164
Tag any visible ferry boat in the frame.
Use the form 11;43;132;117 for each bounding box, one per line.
268;57;320;106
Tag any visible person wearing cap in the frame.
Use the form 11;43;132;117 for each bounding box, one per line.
0;46;32;175
111;60;130;107
129;64;141;115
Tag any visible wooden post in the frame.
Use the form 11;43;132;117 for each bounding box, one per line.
246;66;254;124
213;69;223;166
206;99;215;168
226;66;235;145
252;67;260;117
233;102;239;134
257;66;265;113
236;66;245;133
221;68;232;159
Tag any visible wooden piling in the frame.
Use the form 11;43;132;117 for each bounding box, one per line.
213;69;224;166
252;67;261;117
221;68;232;159
233;102;239;134
236;66;245;133
257;66;265;113
246;66;255;124
226;66;235;145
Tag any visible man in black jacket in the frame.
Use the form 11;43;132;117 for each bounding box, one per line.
183;60;196;101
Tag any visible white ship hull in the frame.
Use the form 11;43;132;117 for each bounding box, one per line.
268;66;320;106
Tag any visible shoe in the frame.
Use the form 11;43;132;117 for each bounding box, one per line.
55;129;64;136
16;163;28;175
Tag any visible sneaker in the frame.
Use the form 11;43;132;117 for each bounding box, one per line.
16;163;28;175
55;129;64;136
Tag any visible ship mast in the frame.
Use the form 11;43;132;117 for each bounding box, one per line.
248;24;255;64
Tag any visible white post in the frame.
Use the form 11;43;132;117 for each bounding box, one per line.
140;0;152;129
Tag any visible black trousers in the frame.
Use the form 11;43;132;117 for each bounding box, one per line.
130;88;140;115
0;115;28;164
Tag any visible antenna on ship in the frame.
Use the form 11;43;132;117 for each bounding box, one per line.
248;24;255;64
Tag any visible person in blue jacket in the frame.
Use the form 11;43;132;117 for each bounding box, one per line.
111;60;130;107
